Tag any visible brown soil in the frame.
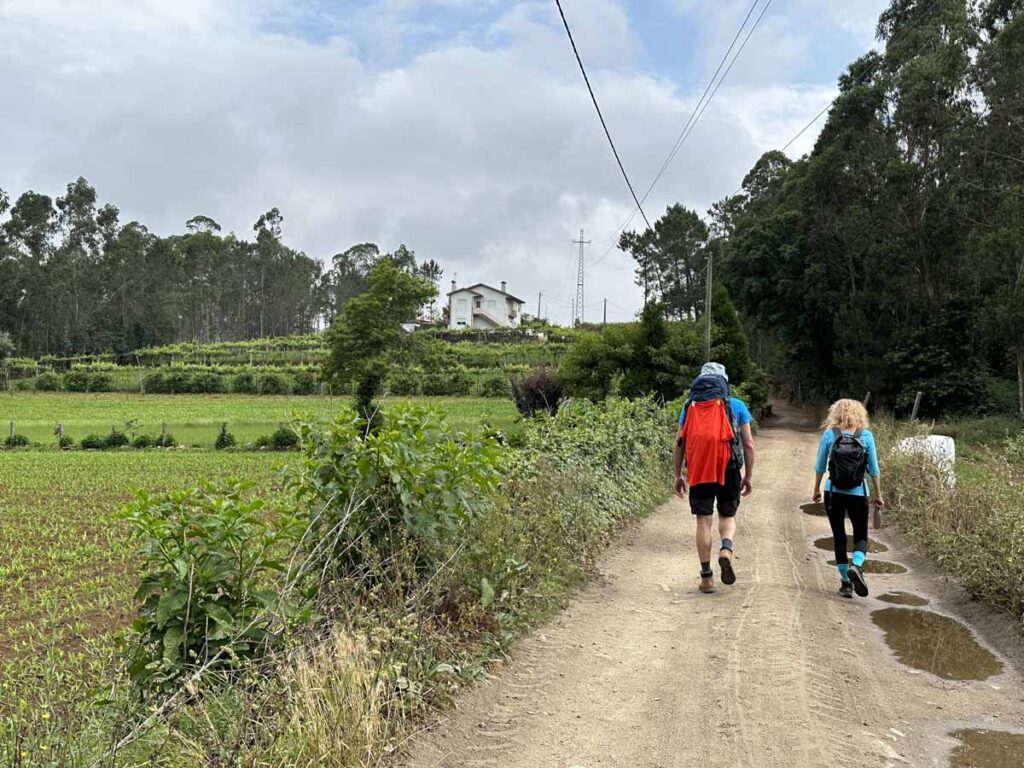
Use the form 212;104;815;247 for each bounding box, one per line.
401;404;1024;768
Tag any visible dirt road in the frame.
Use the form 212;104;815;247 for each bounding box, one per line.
402;409;1024;768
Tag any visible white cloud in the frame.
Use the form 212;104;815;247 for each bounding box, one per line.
0;0;882;326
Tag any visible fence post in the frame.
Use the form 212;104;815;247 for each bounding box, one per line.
910;391;923;421
56;423;63;445
9;420;14;440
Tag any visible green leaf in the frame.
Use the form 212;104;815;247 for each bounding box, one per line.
480;577;495;608
156;590;189;629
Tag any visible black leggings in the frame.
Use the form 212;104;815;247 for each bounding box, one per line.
824;492;869;565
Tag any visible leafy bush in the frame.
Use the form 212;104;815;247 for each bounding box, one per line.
478;375;511;398
256;426;299;451
35;372;61;391
121;482;303;696
133;434;157;449
290;406;501;580
191;371;226;394
510;366;564;417
259;373;289;395
232;371;258;395
80;434;106;450
157;432;178;448
3;433;30;448
104;429;130;449
387;368;422;396
58;434;75;449
143;371;171;394
63;369;112;393
292;369;319;395
215;423;237;450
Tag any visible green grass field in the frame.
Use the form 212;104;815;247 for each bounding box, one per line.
0;392;518;448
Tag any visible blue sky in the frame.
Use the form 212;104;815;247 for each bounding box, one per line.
0;0;890;324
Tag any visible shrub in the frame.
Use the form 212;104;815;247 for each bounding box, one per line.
190;371;226;394
422;369;473;396
104;430;130;449
478;375;510;398
64;371;115;393
232;372;258;394
35;372;61;391
259;373;289;395
510;366;564;417
387;369;422;396
268;426;299;451
3;434;30;448
157;432;178;448
133;434;157;449
80;434;106;450
292;369;319;396
121;481;303;696
58;434;75;449
143;371;171;394
215;423;237;450
290;406;501;580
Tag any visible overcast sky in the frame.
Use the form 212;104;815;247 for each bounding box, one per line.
0;0;889;325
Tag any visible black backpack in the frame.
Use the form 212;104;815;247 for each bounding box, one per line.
827;428;868;491
682;374;744;470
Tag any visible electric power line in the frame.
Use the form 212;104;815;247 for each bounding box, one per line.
730;0;944;197
554;0;652;230
589;0;773;267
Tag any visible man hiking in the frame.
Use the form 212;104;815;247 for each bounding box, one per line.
674;362;755;593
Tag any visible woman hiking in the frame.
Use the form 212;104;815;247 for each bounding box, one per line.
811;399;885;598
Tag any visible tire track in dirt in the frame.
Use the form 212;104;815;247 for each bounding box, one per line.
401;406;1024;768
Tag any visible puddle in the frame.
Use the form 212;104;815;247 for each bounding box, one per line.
826;559;907;574
870;608;1003;681
814;536;889;553
950;729;1024;767
877;591;929;607
800;501;827;516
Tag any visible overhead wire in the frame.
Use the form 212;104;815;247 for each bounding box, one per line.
728;0;944;196
589;0;773;267
554;0;652;230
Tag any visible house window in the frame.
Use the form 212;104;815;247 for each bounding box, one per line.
475;297;482;308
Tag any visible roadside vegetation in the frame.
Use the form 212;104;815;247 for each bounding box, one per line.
879;416;1024;623
1;398;670;766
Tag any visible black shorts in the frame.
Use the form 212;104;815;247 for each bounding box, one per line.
689;466;742;517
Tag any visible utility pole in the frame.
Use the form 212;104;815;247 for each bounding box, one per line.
572;228;590;326
537;292;543;321
570;298;576;327
603;298;607;327
704;250;713;362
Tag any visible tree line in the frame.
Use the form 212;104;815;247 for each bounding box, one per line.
619;0;1024;416
0;178;442;357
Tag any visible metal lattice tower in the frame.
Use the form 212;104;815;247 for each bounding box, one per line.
572;229;590;326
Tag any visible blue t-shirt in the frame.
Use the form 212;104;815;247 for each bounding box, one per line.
678;397;752;429
814;429;880;497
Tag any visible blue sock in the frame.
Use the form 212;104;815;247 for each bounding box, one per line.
837;563;850;583
852;551;866;568
721;538;733;552
700;561;712;577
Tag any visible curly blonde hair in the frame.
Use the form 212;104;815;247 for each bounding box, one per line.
822;398;869;431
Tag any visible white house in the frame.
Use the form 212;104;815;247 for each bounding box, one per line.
447;281;525;330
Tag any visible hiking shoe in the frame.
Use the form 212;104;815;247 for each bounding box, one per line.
839;581;853;599
718;548;736;586
849;564;869;597
699;575;716;593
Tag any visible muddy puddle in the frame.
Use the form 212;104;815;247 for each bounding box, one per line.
950;728;1024;767
877;591;929;606
813;536;888;553
800;501;827;516
871;608;1003;681
826;559;907;574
